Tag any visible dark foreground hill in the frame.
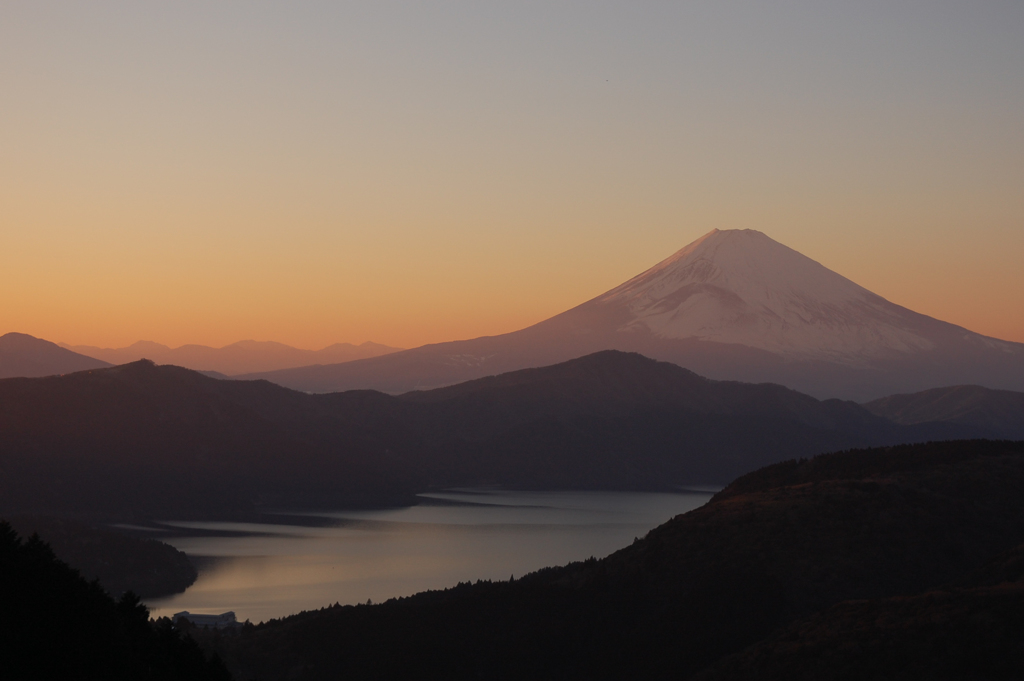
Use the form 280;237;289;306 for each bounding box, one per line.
4;515;196;598
198;440;1024;681
0;521;230;681
696;547;1024;680
0;352;980;520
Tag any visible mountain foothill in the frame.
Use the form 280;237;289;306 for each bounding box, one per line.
0;350;1011;522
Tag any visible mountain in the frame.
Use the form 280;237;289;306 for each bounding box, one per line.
0;332;110;378
62;339;402;375
238;229;1024;401
697;547;1024;680
3;515;196;599
864;385;1024;440
198;440;1024;681
0;521;231;680
0;360;414;520
0;351;978;520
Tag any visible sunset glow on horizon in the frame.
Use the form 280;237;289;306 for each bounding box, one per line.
3;2;1023;350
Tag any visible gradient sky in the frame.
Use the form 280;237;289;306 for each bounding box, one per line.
2;1;1023;349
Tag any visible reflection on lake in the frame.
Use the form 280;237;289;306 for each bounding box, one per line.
146;489;714;623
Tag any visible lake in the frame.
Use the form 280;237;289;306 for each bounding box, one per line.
146;488;714;623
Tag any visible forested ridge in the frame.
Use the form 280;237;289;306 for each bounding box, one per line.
196;440;1024;680
0;352;984;520
0;521;230;680
4;514;196;598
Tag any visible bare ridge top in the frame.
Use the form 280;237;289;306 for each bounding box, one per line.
590;229;936;361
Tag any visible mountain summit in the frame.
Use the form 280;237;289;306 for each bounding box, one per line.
580;229;968;362
239;230;1024;400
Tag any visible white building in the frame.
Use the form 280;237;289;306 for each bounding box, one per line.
172;611;239;629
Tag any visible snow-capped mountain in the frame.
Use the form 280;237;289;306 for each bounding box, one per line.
584;229;1010;363
239;230;1024;400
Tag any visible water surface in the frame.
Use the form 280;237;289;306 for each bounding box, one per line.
147;489;713;623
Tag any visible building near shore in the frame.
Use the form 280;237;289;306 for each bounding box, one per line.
172;611;239;629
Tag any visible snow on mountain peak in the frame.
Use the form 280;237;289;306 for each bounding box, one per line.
593;229;934;362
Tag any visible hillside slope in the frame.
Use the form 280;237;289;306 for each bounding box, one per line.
4;515;196;598
201;440;1024;681
0;352;978;520
0;521;230;680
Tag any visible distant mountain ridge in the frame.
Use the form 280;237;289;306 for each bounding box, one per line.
62;338;402;375
864;384;1024;440
238;229;1024;401
0;332;110;378
0;350;991;520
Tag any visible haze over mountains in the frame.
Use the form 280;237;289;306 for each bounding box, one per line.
865;384;1024;440
240;229;1024;401
0;332;110;379
62;339;402;376
8;230;1021;401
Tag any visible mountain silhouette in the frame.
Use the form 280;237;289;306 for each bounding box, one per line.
0;351;984;520
864;384;1024;440
0;332;110;378
237;229;1024;401
63;339;402;375
0;521;230;680
4;514;196;599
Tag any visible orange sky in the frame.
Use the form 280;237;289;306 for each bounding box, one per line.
2;3;1022;349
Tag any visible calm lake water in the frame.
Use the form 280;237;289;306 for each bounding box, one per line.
146;489;714;623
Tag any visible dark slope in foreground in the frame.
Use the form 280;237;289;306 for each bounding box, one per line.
0;331;110;378
201;440;1024;681
0;521;230;681
0;352;979;519
697;544;1024;681
865;384;1024;439
4;515;196;598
